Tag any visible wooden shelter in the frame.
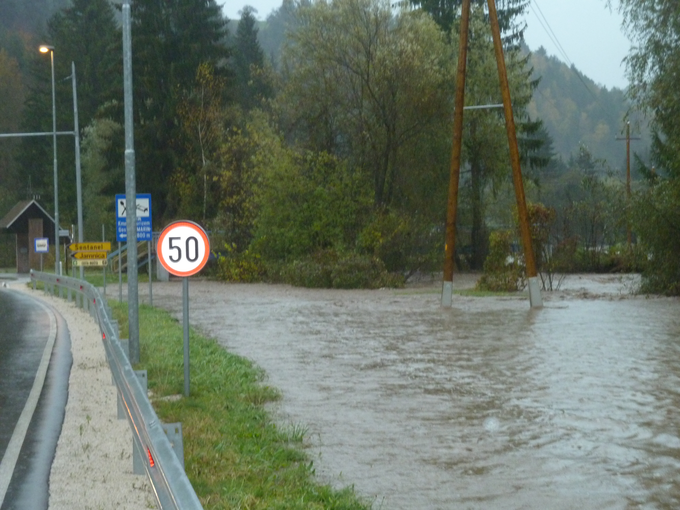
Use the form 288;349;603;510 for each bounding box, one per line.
0;200;70;273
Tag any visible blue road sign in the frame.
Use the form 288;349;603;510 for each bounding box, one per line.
116;193;152;242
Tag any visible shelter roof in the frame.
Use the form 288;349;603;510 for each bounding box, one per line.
0;200;68;242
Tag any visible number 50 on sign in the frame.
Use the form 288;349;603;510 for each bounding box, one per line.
157;220;210;277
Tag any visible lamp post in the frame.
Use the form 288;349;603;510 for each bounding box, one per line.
71;61;84;280
39;44;60;275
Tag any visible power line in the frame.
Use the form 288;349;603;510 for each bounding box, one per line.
529;0;622;130
530;1;572;67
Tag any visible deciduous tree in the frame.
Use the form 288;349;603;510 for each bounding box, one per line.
173;63;226;222
611;0;680;292
278;0;453;208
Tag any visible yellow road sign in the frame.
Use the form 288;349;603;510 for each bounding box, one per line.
72;251;108;260
69;242;111;252
73;259;108;267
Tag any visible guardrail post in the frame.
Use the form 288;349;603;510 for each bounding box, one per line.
111;320;119;340
162;423;185;469
132;438;145;476
132;370;148;475
134;370;147;392
120;338;130;360
116;341;130;417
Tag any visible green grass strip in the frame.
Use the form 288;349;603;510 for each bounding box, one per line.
110;301;371;510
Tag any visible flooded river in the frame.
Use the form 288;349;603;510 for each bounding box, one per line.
148;274;680;509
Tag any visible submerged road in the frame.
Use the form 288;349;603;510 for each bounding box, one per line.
0;287;71;510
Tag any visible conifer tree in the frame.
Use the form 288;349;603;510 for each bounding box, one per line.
16;0;120;224
131;0;230;221
234;6;272;111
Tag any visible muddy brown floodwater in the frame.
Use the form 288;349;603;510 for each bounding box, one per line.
136;273;680;509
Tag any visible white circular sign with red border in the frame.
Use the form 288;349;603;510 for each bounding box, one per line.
157;220;210;277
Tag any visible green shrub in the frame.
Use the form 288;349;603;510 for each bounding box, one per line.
280;250;404;289
476;230;525;292
214;244;265;283
357;210;442;276
280;257;334;288
330;253;393;289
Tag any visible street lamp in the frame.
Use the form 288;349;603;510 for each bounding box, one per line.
39;44;60;275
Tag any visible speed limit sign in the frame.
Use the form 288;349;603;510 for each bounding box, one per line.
157;220;210;277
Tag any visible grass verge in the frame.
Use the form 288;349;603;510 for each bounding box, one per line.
110;301;371;510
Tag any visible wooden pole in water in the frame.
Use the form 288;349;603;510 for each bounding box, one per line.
616;122;640;249
442;0;472;308
487;0;542;307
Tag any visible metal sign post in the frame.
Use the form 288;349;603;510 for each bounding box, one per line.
119;241;123;302
148;240;153;306
157;220;210;397
102;225;106;296
35;237;49;272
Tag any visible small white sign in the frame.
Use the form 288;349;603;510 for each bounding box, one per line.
34;237;49;253
117;197;150;218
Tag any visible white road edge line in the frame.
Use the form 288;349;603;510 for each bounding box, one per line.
0;295;57;507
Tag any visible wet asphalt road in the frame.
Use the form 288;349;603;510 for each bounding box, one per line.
0;286;71;510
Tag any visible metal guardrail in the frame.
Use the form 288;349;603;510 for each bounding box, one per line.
30;270;203;510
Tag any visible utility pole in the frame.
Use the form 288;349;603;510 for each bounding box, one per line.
487;0;541;307
441;0;542;308
442;0;471;308
616;122;641;248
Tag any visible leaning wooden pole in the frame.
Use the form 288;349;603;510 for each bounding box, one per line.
442;0;472;308
625;121;632;248
487;0;542;307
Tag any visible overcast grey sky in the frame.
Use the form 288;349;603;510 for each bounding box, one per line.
221;0;631;90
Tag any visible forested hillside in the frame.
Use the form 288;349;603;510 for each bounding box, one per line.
0;0;70;34
256;12;650;171
527;46;649;170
